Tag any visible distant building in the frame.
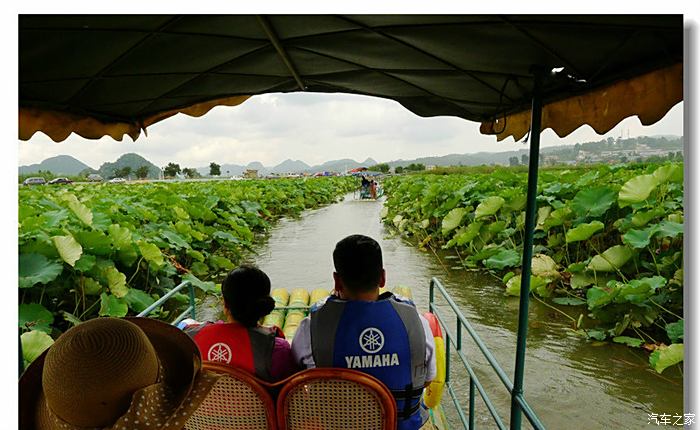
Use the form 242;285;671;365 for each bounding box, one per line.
425;165;437;171
244;169;258;179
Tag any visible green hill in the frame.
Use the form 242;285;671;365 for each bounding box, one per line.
19;155;93;175
97;153;160;179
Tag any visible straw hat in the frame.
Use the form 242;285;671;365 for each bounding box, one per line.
19;317;221;430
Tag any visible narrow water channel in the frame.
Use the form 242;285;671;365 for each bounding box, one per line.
220;194;684;429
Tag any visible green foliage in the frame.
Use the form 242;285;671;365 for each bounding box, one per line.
649;343;683;374
209;162;221;176
19;177;355;335
163;162;181;177
21;331;54;368
381;162;684;369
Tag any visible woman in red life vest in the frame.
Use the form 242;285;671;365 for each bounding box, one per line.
180;265;298;382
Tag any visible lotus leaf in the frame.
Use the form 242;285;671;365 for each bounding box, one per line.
380;206;389;218
631;208;665;227
665;321;684;343
187;249;206;262
612;336;643;347
618;174;659;207
616;281;653;304
586;286;619;309
393;214;404;228
98;293;128;317
531;254;560;280
19;254;63;288
19;303;54;333
105;266;128;298
82;277;102;295
190;262;209;277
209;255;234;270
652;164;683;184
161;230;190;249
587;245;633;272
570;272;595;289
567;262;587;273
586;329;608;341
654;220;683;239
74;254;97;272
575;170;599;187
667;213;683;224
441;208;467;234
484;249;521;270
505;274;547;297
535;206;551;230
61;193;93;226
570;187;617;218
502;271;516;284
137;241;164;268
52;235;83;267
173;206;190;220
41;209;69;228
565;221;604;243
183;273;218;293
547;233;564;247
124;289;156;313
622;227;654;249
504;195;527;212
551;297;586;306
108;224;132;251
420;219;430;229
544;207;573;229
649;343;683;374
21;330;54;367
74;230;112;256
487;221;507;234
475;196;505;219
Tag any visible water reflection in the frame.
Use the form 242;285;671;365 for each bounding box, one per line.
204;194;682;429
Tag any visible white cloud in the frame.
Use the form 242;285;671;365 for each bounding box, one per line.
18;93;683;169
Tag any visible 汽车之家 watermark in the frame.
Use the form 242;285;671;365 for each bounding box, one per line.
648;413;695;426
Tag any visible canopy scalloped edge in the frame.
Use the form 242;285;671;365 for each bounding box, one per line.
19;95;251;142
480;62;683;142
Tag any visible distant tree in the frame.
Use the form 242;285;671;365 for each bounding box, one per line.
371;163;390;173
405;163;425;172
163;162;181;178
135;165;150;179
395;166;404;174
182;168;201;178
521;154;529;165
508;156;520;166
112;166;132;179
209;162;221;176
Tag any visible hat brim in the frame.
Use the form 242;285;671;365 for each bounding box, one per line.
19;317;212;430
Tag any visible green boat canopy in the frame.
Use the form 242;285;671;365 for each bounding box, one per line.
19;15;682;143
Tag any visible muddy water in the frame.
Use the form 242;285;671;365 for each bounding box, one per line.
209;194;684;430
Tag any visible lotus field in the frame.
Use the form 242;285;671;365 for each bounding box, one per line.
19;177;354;365
381;163;684;373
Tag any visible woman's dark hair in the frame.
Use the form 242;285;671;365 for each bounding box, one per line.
222;265;275;327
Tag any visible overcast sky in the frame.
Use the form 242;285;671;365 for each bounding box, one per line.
17;93;684;170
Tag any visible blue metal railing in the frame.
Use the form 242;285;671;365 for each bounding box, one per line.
137;281;196;325
429;277;545;430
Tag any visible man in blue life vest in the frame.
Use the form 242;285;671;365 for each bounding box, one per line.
291;234;437;430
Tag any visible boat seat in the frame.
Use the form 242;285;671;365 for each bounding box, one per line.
276;368;397;430
184;362;277;430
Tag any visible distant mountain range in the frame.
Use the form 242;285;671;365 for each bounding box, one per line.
194;157;378;176
19;135;682;178
19;155;92;176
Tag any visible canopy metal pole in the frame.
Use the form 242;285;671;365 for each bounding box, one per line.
510;66;545;430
